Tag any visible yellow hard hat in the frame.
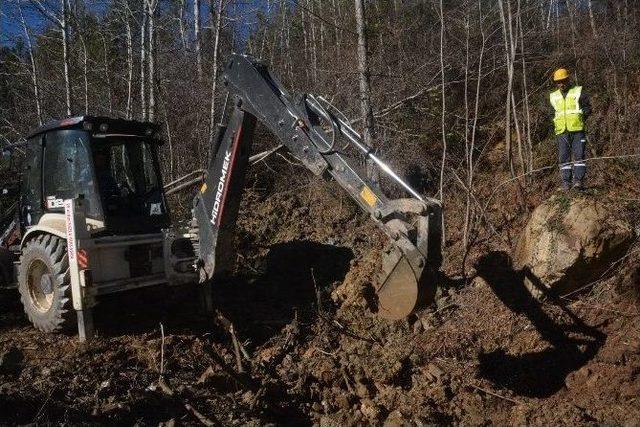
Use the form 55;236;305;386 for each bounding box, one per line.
553;68;570;82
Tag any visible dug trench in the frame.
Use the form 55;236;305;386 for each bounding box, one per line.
0;181;638;425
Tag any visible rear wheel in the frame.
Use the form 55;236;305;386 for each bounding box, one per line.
18;234;74;332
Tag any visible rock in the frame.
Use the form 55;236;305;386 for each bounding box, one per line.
355;380;373;399
333;391;352;410
514;194;634;297
412;319;423;334
359;398;381;422
197;366;216;384
241;390;255;405
383;410;409;426
423;363;444;383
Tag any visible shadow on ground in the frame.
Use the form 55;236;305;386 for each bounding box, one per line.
214;240;354;347
474;251;606;398
0;240;352;345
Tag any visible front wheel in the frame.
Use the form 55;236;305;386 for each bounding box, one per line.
18;234;74;332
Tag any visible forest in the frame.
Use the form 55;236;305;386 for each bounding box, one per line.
0;0;639;425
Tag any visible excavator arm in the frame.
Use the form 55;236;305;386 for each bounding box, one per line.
192;54;442;319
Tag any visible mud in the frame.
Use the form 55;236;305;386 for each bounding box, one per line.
1;182;638;425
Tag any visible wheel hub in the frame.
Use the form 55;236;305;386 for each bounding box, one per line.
40;273;53;294
27;260;54;313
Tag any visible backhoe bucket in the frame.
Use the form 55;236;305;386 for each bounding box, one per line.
374;201;442;320
377;248;419;320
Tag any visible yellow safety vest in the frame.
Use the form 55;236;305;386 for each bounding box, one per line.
549;86;585;135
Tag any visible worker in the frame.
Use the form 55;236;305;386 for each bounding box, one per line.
549;68;591;190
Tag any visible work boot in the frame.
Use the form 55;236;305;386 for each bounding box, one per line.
573;181;584;191
558;182;571;191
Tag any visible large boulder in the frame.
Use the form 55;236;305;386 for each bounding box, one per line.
514;194;635;297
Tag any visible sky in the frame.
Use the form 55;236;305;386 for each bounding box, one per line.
0;0;275;49
1;0;51;47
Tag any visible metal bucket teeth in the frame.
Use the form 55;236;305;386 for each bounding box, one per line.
377;248;420;320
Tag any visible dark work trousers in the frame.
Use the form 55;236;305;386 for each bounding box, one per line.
557;131;586;185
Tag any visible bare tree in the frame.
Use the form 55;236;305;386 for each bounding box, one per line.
207;0;225;150
498;0;516;178
517;3;533;179
18;1;42;125
140;0;147;120
194;0;202;78
438;0;446;245
101;33;113;114
77;32;89;115
146;0;158;121
588;0;598;38
178;0;188;51
354;0;377;183
30;0;73;115
464;0;486;251
60;0;72;115
124;3;134;119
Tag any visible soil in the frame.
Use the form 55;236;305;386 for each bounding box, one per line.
0;180;639;426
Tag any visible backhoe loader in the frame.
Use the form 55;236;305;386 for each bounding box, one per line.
0;54;442;340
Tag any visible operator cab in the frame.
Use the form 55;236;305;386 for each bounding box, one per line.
22;116;170;235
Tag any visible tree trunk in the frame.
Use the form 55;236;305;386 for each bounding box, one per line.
61;0;72;116
146;0;158;121
101;33;113;114
518;4;533;179
125;8;134;119
207;0;225;153
438;0;446;246
140;2;147;120
498;0;516;178
300;2;310;83
309;0;318;84
194;0;202;78
463;14;470;249
466;0;486;253
588;0;598;38
332;0;340;57
354;0;377;183
19;1;43;125
80;34;89;115
178;0;188;51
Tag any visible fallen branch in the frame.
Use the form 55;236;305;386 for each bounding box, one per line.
184;403;220;427
318;314;382;345
230;324;244;373
469;383;522;405
159;323;165;380
158;378;174;396
310;268;323;313
249;144;284;164
157;378;221;426
215;310;252;373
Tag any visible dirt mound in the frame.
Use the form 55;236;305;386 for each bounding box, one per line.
0;183;639;425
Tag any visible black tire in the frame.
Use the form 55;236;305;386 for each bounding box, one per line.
18;234;74;332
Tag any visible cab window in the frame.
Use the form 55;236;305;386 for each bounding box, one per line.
43;130;102;219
